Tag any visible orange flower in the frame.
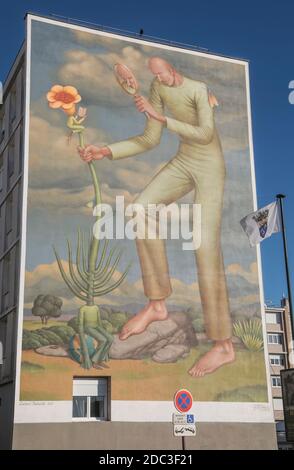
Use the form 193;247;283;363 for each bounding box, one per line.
46;85;81;115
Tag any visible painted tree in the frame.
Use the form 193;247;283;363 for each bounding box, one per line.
32;294;63;325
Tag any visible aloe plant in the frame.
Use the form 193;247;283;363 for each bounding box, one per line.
233;318;264;352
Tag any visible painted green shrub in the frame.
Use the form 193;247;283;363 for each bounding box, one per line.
233;318;264;352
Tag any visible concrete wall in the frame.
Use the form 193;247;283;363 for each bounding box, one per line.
13;422;277;450
0;382;15;449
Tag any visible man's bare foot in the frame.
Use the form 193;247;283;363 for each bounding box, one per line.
119;300;168;341
188;339;235;377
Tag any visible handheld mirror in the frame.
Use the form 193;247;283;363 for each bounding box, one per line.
114;63;149;118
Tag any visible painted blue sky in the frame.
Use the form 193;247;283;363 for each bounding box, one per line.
1;0;294;307
22;18;258;312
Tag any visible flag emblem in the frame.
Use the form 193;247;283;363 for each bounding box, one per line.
252;209;269;238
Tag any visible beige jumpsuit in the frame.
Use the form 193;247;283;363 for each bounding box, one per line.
108;76;232;340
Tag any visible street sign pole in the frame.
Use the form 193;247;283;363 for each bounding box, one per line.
276;194;294;340
182;436;186;450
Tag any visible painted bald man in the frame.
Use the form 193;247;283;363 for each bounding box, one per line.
78;57;235;377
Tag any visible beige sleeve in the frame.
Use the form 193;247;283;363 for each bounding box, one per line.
108;81;164;160
166;84;214;144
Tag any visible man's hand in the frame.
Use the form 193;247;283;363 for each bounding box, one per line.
78;145;111;163
134;95;166;123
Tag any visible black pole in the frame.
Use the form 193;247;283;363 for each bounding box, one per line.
182;436;186;450
276;194;294;341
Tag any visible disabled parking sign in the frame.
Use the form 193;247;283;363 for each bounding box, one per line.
174;389;193;413
187;414;194;423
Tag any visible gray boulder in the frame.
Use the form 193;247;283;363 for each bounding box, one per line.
152;344;190;363
109;312;197;362
35;345;69;357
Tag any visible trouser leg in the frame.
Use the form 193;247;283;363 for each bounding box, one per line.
193;162;232;340
85;326;113;363
134;159;193;300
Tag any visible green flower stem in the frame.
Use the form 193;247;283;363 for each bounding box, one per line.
78;132;101;209
78;131;102;305
79;131;84;148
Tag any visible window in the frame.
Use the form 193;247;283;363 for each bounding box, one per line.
272;376;281;387
266;312;281;324
270;354;285;366
73;395;106;419
72;378;109;421
3;253;11;293
0;106;4;144
21;69;25;112
13;245;19;306
273;398;283;410
276;421;285;433
19;123;23;173
8;139;14;177
0;311;14;381
16;186;22;236
73;396;87;418
6;193;13;235
268;333;283;345
9;85;16;125
0;156;3;192
2;253;11;311
0;316;7;379
0;206;2;249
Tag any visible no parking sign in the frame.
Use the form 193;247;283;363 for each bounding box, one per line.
174;389;193;413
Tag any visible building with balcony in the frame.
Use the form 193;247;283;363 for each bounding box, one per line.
265;298;294;449
0;43;25;450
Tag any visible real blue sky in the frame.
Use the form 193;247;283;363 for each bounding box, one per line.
1;0;294;306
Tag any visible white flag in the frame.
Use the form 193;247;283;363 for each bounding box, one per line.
240;201;281;246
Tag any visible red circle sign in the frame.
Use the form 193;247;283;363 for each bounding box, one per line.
174;389;193;413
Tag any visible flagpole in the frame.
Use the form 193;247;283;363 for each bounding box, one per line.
276;194;294;341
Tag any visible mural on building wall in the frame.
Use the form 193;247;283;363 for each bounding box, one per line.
20;17;269;403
